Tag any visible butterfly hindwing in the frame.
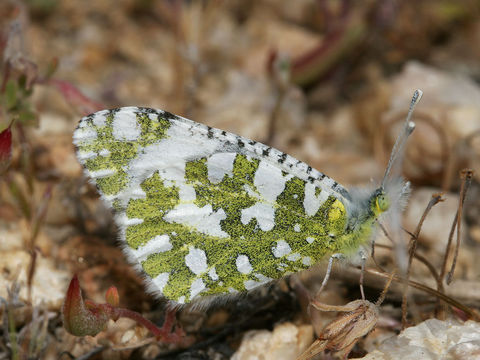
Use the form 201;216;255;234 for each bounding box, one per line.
73;107;352;304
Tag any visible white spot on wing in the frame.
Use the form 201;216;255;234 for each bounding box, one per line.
243;184;260;199
208;267;219;281
287;253;301;262
294;224;301;232
190;278;206;299
88;168;116;178
303;183;329;216
73;127;97;144
116;214;144;226
306;237;315;244
255;273;271;282
254;160;288;202
302;256;312;266
207;152;236;184
272;240;292;258
236;255;253;274
244;280;260;290
164;204;228;238
77;151;97;160
113;112;141;140
99;148;111;157
92;111;108;127
131;235;172;262
240;203;275;231
178;184;196;202
131;187;146;199
152;272;169;292
185;247;208;275
244;273;273;290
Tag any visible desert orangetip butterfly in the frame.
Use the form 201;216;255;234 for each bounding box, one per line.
73;90;422;307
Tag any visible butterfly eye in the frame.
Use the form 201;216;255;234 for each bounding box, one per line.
375;193;390;214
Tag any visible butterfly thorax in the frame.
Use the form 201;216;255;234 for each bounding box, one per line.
335;187;389;256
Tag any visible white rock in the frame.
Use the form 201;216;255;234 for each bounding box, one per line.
232;322;313;360
360;319;480;359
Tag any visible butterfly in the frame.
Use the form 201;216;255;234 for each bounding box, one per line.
73;90;421;308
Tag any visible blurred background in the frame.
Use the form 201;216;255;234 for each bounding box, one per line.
1;1;480;359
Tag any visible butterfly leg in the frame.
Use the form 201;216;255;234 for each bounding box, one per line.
316;253;344;296
359;251;367;301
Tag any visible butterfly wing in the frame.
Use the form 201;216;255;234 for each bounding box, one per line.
73;107;352;305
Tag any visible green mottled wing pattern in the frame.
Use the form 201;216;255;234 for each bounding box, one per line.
73;107;373;305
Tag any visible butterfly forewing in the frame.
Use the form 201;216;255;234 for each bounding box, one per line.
73;107;351;304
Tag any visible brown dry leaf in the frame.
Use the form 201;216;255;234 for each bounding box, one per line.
297;300;379;360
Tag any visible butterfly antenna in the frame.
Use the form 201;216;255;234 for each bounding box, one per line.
381;89;422;189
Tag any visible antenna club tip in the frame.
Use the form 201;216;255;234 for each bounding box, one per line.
412;89;423;105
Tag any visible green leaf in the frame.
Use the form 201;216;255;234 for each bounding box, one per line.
18;109;37;125
5;80;18;110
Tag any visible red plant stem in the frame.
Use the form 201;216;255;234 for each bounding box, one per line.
113;307;182;343
115;308;164;336
46;78;104;115
290;11;366;86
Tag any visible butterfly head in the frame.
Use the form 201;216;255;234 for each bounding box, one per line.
371;188;390;217
367;179;411;219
